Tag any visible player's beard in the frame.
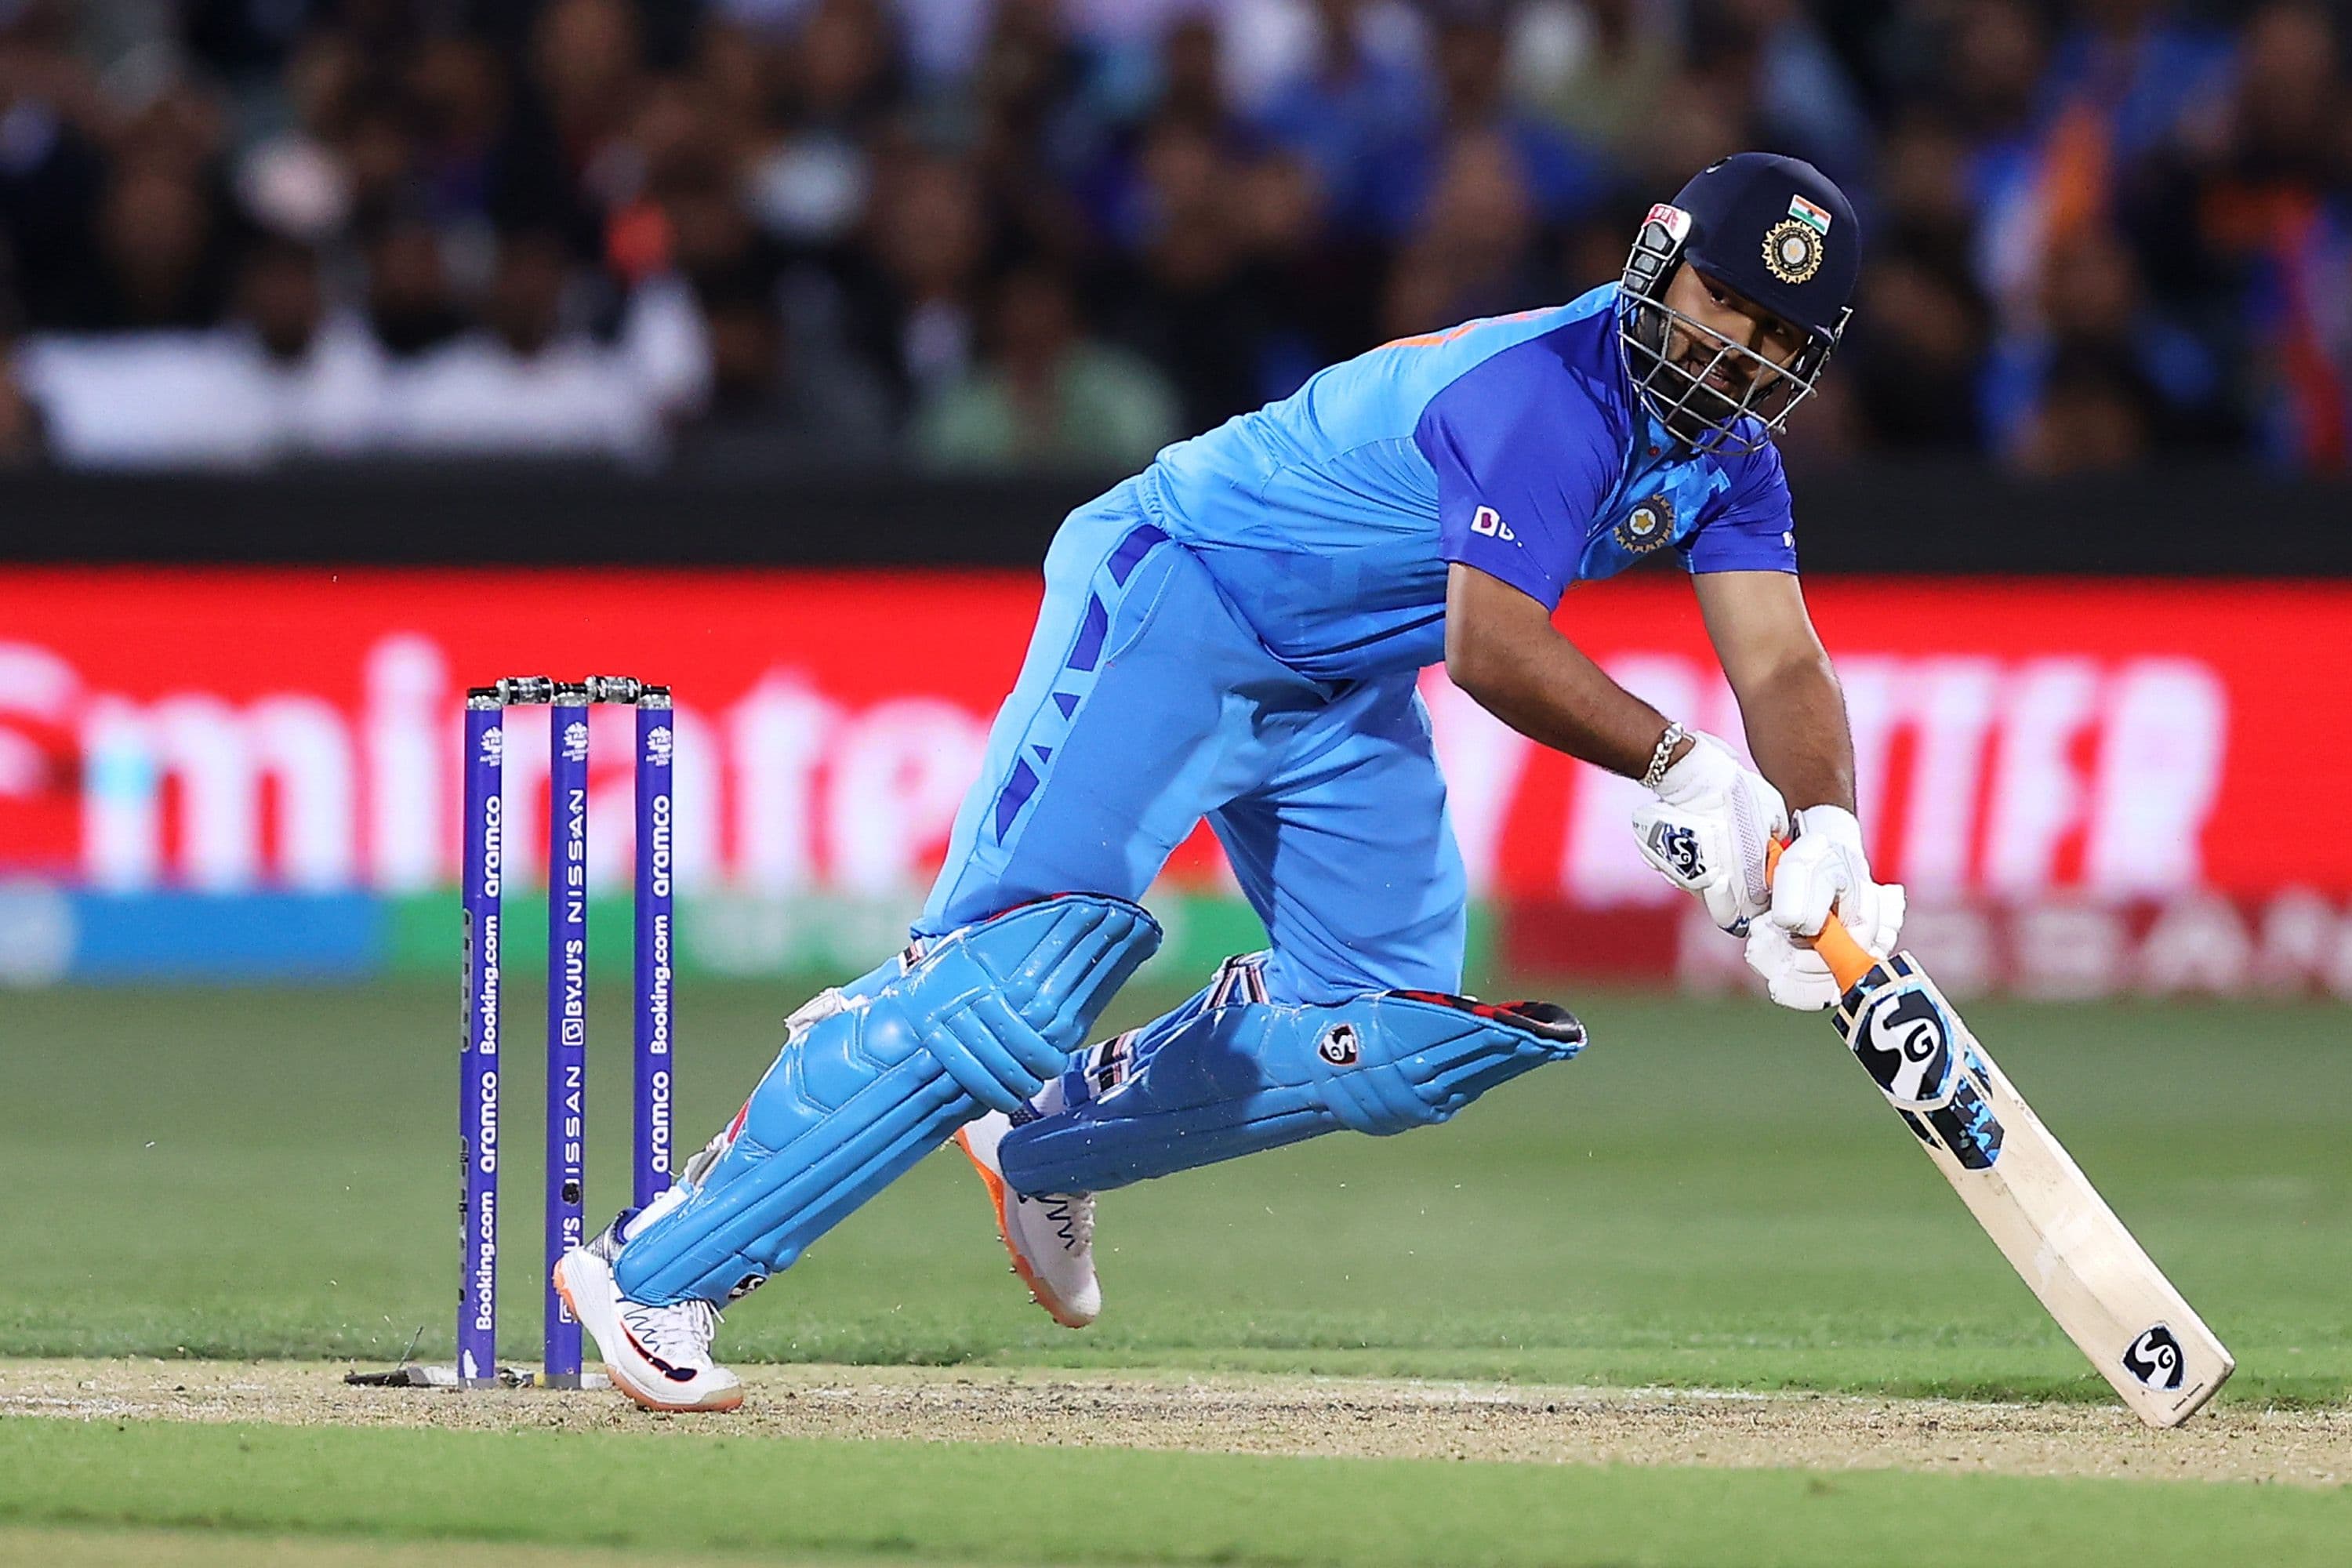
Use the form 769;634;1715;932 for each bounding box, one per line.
1662;339;1751;442
1627;299;1799;450
1661;323;1798;443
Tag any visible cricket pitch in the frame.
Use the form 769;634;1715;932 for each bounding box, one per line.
4;1358;2346;1486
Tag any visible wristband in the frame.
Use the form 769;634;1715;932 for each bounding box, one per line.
1642;721;1690;792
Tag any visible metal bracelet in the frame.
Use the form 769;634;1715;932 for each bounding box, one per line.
1642;721;1690;792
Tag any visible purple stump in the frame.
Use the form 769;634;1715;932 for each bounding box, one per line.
633;689;676;1210
543;687;590;1387
458;691;505;1386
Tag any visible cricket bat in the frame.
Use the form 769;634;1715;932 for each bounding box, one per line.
1769;845;2234;1427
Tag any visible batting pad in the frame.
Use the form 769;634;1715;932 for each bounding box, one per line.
999;965;1584;1196
615;894;1161;1305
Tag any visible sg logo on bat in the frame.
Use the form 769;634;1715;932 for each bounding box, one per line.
2123;1324;2187;1391
1851;978;1957;1110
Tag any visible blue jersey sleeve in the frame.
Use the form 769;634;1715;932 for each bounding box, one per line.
1682;441;1798;575
1414;338;1619;609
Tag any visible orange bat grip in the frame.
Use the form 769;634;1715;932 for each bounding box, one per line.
1764;839;1880;993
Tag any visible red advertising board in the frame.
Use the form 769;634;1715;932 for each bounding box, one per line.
1;568;2347;993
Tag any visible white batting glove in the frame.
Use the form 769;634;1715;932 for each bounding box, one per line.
1630;731;1788;935
1745;804;1907;1009
1768;805;1884;938
1744;890;1907;1008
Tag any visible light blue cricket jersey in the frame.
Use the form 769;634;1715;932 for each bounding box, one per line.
1131;283;1798;684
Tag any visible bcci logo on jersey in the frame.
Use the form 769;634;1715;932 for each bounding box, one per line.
1614;495;1675;555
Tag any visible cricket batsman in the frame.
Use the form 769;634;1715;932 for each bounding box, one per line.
557;152;1906;1411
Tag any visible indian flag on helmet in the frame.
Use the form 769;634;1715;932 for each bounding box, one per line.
1787;194;1833;235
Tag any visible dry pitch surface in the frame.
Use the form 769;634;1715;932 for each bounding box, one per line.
3;1359;2345;1487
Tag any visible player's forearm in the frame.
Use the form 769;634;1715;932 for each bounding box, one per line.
1731;652;1854;814
1445;564;1687;776
1445;597;1675;777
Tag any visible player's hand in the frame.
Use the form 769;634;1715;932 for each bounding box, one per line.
1742;891;1906;1008
1630;731;1788;935
1767;805;1887;938
1746;806;1907;1009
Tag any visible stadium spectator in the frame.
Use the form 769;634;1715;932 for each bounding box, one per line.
1408;9;1606;229
229;236;389;457
844;151;993;411
679;274;894;467
2137;1;2351;467
1097;120;1268;431
364;223;468;360
82;163;234;332
1508;0;1682;166
0;0;2329;477
1984;224;2230;461
390;229;678;463
1706;0;1874;187
1254;0;1432;236
913;264;1179;471
20;238;379;467
741;0;900;248
1229;148;1382;394
1380;128;1553;339
2011;341;2163;474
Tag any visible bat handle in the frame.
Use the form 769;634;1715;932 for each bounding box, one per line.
1763;839;1881;994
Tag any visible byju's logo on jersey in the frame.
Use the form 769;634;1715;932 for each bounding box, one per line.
1471;506;1515;541
1614;494;1675;555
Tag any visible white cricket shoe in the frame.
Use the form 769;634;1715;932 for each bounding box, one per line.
554;1219;744;1413
956;1112;1100;1328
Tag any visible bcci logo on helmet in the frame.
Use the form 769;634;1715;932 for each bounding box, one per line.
644;724;675;768
1762;220;1824;285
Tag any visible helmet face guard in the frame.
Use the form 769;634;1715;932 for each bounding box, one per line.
1617;202;1849;456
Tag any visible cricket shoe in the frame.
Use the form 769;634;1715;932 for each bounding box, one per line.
554;1213;744;1413
957;1111;1099;1328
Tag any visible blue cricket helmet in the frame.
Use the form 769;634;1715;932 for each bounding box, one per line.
1619;152;1860;452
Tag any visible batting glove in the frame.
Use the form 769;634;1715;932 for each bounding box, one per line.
1745;804;1907;1009
1630;731;1788;935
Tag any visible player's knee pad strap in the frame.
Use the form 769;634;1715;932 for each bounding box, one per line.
614;894;1160;1304
998;960;1584;1196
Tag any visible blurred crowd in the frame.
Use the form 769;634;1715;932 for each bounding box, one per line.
0;0;2342;475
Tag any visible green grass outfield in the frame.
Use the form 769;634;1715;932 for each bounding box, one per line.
4;982;2344;1403
2;983;2347;1565
5;1418;2352;1568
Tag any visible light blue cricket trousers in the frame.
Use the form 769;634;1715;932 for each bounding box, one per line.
917;479;1468;1006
